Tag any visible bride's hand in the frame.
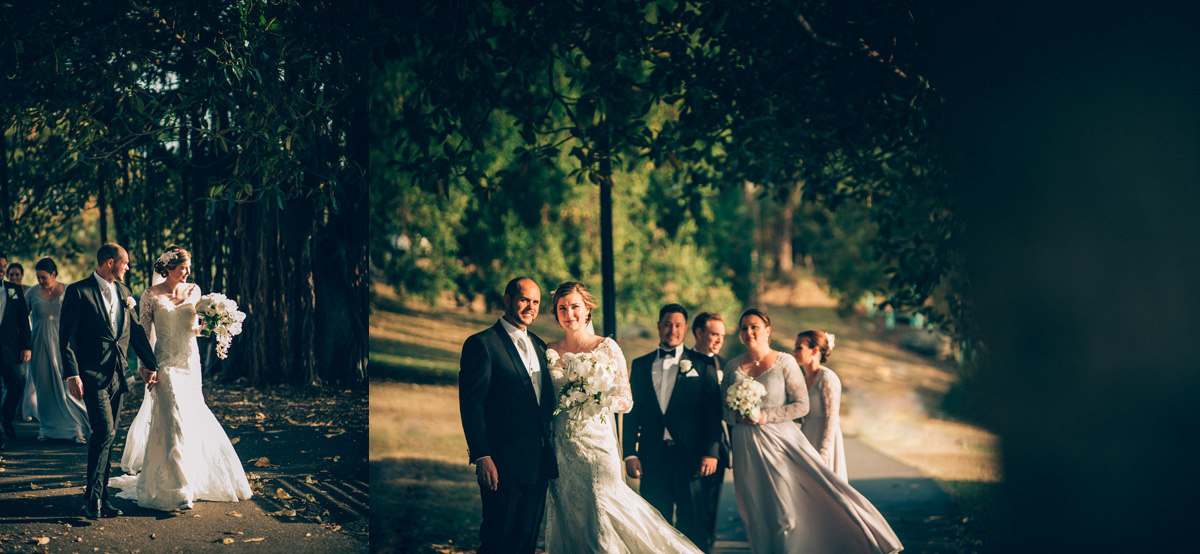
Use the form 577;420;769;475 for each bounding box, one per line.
192;321;203;337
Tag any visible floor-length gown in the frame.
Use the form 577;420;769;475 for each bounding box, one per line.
25;288;90;439
545;337;705;554
109;286;252;510
803;366;847;480
723;353;902;554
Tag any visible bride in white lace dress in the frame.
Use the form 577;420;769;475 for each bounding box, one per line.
543;282;703;553
109;246;252;510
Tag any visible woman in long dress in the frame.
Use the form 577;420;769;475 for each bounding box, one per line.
109;246;252;510
723;309;902;554
10;262;38;423
543;281;704;554
794;329;847;479
25;258;89;443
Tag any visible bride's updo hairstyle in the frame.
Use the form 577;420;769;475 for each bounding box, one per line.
550;281;598;323
154;246;191;278
795;329;832;363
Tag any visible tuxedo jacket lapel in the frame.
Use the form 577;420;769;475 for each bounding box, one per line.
635;356;666;416
493;322;538;406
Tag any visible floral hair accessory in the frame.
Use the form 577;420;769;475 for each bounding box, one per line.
825;332;836;350
156;250;175;266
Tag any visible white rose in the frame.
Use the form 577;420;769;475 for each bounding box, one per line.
125;296;137;309
679;359;693;374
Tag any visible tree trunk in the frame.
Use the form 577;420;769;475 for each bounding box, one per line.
776;179;805;276
1;127;9;236
743;180;761;305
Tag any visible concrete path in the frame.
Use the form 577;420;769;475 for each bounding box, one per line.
714;437;962;554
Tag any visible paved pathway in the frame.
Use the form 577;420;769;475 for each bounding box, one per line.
714;437;962;554
0;415;368;553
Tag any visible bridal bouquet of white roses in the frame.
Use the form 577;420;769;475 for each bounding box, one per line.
726;377;768;423
547;348;620;435
196;292;246;359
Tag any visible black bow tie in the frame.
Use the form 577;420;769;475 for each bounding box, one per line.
658;347;676;359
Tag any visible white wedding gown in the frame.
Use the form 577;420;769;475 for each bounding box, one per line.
545;337;704;554
109;286;252;510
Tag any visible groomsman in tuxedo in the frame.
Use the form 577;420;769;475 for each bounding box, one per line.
691;311;730;549
624;304;723;552
0;258;32;449
459;277;558;554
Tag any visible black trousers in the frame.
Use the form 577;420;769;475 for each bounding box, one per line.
477;460;551;554
640;443;712;552
82;379;125;506
0;359;26;427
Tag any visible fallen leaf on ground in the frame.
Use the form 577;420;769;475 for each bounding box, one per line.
230;437;239;445
30;483;42;490
253;457;271;467
276;488;293;499
244;538;265;542
221;538;235;544
227;511;243;518
33;537;50;544
269;509;297;517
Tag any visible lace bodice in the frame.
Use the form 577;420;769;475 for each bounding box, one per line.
138;285;201;371
722;351;810;425
548;337;633;414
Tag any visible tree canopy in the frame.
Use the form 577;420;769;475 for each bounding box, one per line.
374;0;969;341
2;0;368;386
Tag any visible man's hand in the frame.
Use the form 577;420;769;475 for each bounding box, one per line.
476;457;499;491
624;457;642;479
19;349;30;363
699;456;718;477
138;367;158;392
67;376;84;401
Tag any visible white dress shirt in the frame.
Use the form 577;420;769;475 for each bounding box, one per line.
93;272;119;330
653;344;683;440
498;317;541;404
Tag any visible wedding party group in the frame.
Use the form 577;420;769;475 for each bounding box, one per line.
458;277;905;554
0;243;250;519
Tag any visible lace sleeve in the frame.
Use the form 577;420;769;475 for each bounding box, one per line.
607;339;633;414
138;290;156;370
815;368;842;461
760;353;810;423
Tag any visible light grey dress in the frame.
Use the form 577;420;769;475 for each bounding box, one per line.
25;287;90;439
722;352;902;554
803;366;848;480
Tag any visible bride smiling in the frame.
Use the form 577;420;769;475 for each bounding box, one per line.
542;281;703;553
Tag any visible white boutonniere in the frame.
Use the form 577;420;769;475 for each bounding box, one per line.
125;296;137;310
679;359;698;377
5;287;15;299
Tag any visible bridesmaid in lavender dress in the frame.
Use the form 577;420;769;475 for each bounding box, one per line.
794;329;847;479
722;309;901;554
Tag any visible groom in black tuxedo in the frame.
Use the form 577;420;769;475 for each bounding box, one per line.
624;304;723;553
60;243;159;519
459;277;557;554
0;261;32;449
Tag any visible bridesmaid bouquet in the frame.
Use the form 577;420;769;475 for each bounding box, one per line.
726;377;768;422
547;348;620;435
196;292;247;359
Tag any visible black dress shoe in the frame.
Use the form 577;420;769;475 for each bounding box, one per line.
83;503;101;520
101;500;123;517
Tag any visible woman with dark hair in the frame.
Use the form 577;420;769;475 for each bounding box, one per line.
722;309;902;554
24;257;89;442
110;246;251;511
794;329;846;479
